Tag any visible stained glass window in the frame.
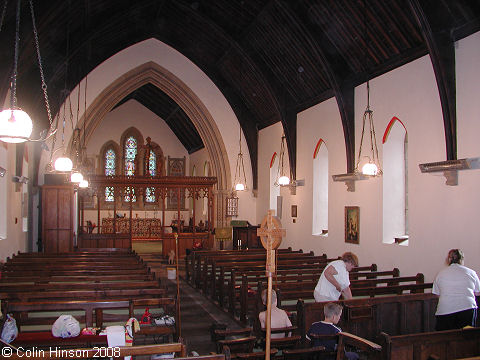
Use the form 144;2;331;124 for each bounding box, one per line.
146;152;156;202
105;148;116;202
105;149;116;176
145;187;155;203
148;152;156;176
125;136;137;176
124;186;136;203
124;136;137;202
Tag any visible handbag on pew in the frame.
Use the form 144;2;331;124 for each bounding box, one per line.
1;314;18;343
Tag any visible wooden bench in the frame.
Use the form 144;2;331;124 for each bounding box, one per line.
3;298;178;348
223;264;378;314
6;342;190;359
0;287;167;303
296;293;439;343
283;332;382;360
202;252;321;295
188;248;298;288
206;255;335;299
0;273;157;285
379;327;480;360
230;265;380;323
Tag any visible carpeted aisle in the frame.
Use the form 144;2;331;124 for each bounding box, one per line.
140;253;242;355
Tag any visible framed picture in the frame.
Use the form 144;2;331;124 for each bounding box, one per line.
291;205;297;218
345;206;359;244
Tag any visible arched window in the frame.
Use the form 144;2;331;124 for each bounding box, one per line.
383;117;408;245
123;135;138;202
145;151;157;203
104;147;116;202
125;136;137;176
269;153;280;215
312;139;328;236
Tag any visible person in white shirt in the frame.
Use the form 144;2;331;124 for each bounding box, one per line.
258;289;292;339
433;249;480;331
314;252;358;302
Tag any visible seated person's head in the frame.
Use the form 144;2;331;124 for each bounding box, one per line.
447;249;464;265
324;302;343;324
261;289;278;307
341;252;359;271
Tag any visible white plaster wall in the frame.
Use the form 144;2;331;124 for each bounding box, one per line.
0;143;28;261
87;99;188;167
257;122;285;223
38;38;253;199
257;32;480;282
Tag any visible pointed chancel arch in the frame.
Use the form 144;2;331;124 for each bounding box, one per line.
382;116;409;245
74;62;232;227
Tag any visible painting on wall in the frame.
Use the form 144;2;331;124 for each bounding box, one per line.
291;205;297;218
345;206;359;244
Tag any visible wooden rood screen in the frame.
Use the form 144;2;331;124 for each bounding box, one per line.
77;175;217;255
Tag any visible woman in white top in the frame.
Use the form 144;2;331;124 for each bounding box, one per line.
433;249;480;331
314;252;358;302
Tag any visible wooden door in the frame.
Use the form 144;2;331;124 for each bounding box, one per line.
42;185;74;253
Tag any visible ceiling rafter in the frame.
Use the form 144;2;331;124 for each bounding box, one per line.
408;0;457;160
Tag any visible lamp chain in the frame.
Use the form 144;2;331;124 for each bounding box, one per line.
0;0;8;33
355;107;367;172
29;0;53;129
11;0;21;109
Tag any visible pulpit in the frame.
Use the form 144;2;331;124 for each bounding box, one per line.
231;221;260;249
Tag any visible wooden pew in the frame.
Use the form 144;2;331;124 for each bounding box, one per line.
277;282;433;311
3;298;178;348
202;251;315;294
0;287;167;302
189;248;298;288
1;268;151;278
0;273;157;284
185;248;291;283
0;279;162;293
282;332;382;360
230;265;379;323
296;293;439;343
6;342;190;359
205;254;332;298
379;327;480;360
224;264;379;312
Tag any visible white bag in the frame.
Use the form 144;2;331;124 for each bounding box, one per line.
51;315;80;338
1;314;18;343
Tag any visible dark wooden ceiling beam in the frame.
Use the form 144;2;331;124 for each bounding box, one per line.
288;1;356;174
175;0;281;191
408;0;457;160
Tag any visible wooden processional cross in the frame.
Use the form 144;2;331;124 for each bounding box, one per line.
257;210;286;360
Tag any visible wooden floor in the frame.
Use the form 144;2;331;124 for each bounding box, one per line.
140;253;242;355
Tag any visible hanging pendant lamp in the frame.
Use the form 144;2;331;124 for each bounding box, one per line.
0;0;56;143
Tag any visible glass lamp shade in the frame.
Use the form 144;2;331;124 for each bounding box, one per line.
362;162;379;176
70;171;84;183
278;175;290;186
235;182;245;191
54;156;73;172
0;108;33;143
79;179;89;188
